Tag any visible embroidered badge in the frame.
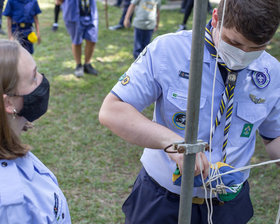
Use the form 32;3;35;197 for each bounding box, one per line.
121;75;130;86
54;192;59;219
249;94;265;104
172;112;186;130
179;71;189;79
118;73;126;82
240;123;253;138
252;68;270;89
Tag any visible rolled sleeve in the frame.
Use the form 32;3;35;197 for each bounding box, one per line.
258;98;280;139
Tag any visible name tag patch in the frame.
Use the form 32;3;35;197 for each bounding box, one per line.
179;71;189;79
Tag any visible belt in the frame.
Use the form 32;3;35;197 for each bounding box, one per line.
192;197;224;206
146;169;224;206
12;22;32;28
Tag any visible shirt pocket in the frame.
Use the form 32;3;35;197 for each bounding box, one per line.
166;87;207;130
232;101;267;143
236;102;267;124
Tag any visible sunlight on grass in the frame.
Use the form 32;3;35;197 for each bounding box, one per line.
38;2;53;9
96;51;131;63
55;73;90;85
62;60;76;69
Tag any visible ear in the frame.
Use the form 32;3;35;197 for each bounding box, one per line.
211;8;219;28
3;94;15;114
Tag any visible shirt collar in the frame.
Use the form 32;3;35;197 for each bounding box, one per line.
247;51;268;73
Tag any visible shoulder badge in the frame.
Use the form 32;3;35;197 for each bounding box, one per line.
172;112;186;130
252;68;270;89
118;73;126;81
54;192;59;219
121;75;130;86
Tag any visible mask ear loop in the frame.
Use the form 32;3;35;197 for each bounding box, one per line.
207;0;227;223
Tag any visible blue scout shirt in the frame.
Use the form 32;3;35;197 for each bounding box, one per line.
62;0;98;23
112;31;280;197
3;0;41;24
0;152;71;223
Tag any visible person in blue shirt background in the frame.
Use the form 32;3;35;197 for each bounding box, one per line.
61;0;99;77
0;39;71;223
3;0;41;55
0;0;5;35
99;0;280;223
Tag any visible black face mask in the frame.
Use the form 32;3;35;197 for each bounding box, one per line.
17;74;50;122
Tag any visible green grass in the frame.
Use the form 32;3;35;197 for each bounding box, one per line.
2;0;280;223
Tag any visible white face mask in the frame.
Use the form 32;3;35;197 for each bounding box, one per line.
217;39;264;71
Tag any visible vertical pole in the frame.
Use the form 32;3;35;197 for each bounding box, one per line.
178;0;208;223
105;0;109;29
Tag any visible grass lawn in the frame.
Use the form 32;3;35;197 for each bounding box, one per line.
1;0;279;223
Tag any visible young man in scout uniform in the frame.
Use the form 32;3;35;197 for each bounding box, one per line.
99;0;280;223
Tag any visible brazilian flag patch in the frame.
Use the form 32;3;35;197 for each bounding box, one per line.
240;123;253;138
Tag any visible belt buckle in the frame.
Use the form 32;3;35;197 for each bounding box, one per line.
20;23;25;28
192;197;204;205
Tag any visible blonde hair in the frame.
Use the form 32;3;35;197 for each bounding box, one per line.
0;39;29;159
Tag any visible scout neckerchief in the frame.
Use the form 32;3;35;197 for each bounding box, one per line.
204;20;238;163
80;0;91;16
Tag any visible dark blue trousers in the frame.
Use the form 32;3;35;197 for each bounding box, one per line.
119;0;132;26
0;0;4;27
133;28;153;59
122;167;254;224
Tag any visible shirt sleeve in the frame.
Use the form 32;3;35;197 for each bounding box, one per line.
112;42;162;112
3;0;13;17
258;98;280;139
32;0;42;16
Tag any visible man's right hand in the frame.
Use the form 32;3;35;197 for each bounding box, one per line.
168;151;209;179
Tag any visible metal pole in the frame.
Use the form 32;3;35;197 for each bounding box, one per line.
105;0;109;29
178;0;208;223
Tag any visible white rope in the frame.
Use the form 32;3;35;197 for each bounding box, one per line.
198;154;213;224
209;158;280;182
200;157;280;224
199;0;280;221
207;0;227;223
205;2;280;224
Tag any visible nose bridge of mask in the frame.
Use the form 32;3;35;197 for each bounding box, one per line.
219;40;246;62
